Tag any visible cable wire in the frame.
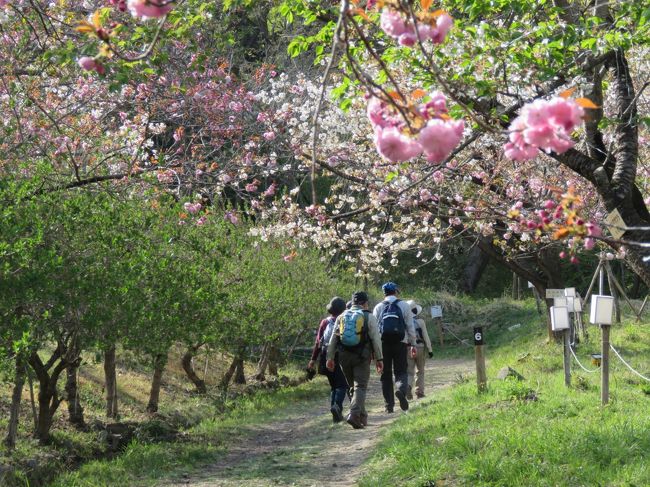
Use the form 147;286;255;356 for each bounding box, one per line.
610;343;650;383
569;347;599;373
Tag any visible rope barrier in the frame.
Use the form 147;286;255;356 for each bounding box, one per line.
568;346;599;373
610;344;650;383
441;326;472;347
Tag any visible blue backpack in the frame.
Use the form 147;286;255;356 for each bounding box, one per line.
379;299;406;343
338;309;368;350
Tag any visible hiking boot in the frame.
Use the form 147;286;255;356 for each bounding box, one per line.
416;392;425;399
395;390;409;411
330;404;343;423
384;405;394;414
360;414;368;427
346;414;364;429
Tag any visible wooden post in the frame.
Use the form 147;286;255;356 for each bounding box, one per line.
436;317;444;348
474;327;487;393
601;324;610;405
563;329;571;387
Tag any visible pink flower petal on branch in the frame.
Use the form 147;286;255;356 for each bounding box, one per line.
374;127;423;162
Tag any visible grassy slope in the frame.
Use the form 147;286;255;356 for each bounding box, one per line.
0;346;319;487
360;298;650;487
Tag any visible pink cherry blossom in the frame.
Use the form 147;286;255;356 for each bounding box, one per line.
245;181;259;192
224;211;239;225
380;9;408;37
78;57;106;75
374;127;423;162
505;97;585;161
127;0;174;19
183;202;202;215
263;131;276;141
433;14;453;43
263;183;277;197
418;119;464;164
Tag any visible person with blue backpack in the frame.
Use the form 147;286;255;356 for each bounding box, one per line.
373;282;417;413
307;297;349;423
326;291;383;429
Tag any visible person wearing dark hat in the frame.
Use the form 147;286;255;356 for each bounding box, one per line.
373;282;417;413
327;291;383;429
308;297;349;423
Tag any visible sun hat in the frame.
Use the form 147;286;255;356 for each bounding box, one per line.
406;299;423;316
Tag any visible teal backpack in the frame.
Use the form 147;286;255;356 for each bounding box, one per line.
337;309;368;350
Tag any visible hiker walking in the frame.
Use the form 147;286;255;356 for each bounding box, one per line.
308;297;349;423
406;300;433;399
327;291;383;429
373;282;417;413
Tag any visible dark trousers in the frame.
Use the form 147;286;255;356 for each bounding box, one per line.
326;362;349;410
381;341;408;409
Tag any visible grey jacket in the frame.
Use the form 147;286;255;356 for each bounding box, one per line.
372;296;417;346
327;306;383;361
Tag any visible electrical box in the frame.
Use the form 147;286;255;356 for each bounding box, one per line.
550;306;570;331
590;295;614;325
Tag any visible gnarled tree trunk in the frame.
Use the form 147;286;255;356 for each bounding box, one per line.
146;352;167;413
461;245;490;293
29;347;68;445
254;343;270;381
181;345;207;394
65;358;85;428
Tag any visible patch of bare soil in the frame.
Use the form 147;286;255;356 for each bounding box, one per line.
162;358;473;487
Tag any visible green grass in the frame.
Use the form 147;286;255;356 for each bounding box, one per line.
359;298;650;487
48;378;325;487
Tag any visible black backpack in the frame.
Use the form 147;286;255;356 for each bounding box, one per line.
379;299;406;343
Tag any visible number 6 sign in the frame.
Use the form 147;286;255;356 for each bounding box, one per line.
473;327;484;345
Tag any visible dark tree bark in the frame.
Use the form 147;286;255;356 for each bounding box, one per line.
65;358;85;428
29;347;69;445
104;345;118;419
268;345;280;377
3;356;25;450
146;353;167;413
220;354;239;390
233;356;246;384
254;343;270;381
181;345;207;394
461;245;490;293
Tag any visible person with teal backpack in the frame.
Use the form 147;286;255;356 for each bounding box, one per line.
307;297;349;423
327;291;383;429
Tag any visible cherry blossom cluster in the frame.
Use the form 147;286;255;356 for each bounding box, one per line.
368;92;464;164
127;0;174;18
504;97;585;162
380;8;453;47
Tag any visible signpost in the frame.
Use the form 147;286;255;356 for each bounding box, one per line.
474;327;487;393
430;305;443;348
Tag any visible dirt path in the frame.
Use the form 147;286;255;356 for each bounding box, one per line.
163;357;473;487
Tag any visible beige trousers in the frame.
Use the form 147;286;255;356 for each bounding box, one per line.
407;346;426;395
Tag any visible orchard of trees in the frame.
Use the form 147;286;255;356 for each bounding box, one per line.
0;0;648;465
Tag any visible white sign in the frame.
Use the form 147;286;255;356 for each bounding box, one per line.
546;289;565;299
565;287;576;297
604;209;626;239
430;305;443;318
